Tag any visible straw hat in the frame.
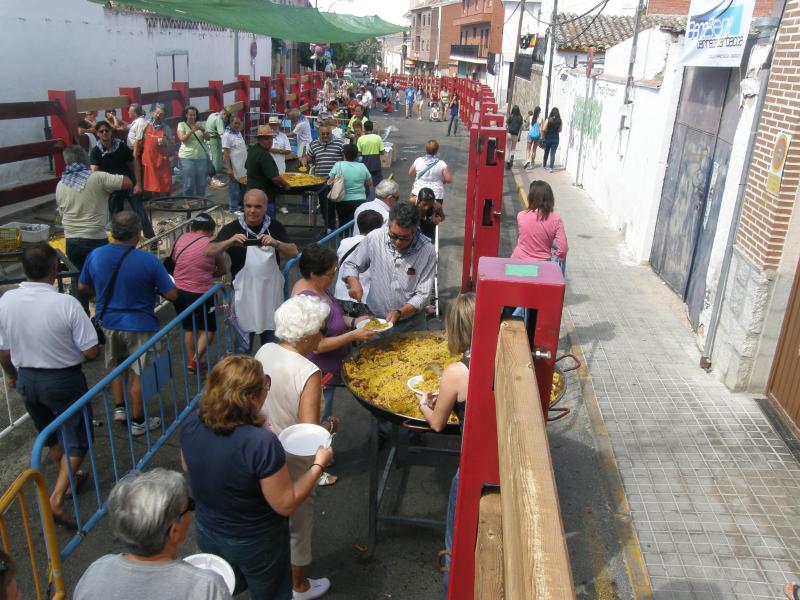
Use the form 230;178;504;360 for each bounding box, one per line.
255;124;275;137
268;116;281;125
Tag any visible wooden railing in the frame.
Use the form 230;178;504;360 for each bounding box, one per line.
474;320;574;598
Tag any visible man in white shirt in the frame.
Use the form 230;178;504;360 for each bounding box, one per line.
126;104;147;150
359;87;373;118
268;115;292;174
0;243;99;528
288;109;312;158
334;209;384;302
353;179;400;234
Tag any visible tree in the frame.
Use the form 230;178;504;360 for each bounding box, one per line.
330;38;381;67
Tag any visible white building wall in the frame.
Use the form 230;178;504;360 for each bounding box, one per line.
547;30;683;262
0;0;272;188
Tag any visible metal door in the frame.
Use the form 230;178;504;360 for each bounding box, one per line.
767;259;800;430
650;67;733;307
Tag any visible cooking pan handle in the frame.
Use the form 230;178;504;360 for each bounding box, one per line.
401;419;434;432
555;353;581;373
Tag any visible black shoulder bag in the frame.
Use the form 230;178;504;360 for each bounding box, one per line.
91;246;135;345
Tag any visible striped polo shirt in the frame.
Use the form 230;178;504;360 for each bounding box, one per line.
307;138;344;178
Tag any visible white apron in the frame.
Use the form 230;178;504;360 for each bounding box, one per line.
233;244;284;333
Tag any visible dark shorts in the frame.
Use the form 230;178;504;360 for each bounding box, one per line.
173;289;218;332
18;365;91;457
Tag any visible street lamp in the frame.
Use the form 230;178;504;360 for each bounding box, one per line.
324;0;353;12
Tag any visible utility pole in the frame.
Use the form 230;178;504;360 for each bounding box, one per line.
505;0;526;114
544;0;558;117
620;0;645;136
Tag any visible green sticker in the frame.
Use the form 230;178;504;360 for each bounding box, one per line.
505;264;539;277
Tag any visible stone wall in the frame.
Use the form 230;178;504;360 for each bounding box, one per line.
511;66;543;113
713;246;775;390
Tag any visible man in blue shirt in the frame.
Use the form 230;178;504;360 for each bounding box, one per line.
405;86;416;119
79;211;177;436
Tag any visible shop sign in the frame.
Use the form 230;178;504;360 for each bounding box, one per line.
679;0;754;67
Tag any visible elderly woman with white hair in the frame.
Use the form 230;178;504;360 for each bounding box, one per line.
73;469;232;599
255;294;337;600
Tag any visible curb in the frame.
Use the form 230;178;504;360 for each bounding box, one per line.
562;298;654;600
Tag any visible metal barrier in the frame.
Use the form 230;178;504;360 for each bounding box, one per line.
282;219;354;298
30;284;235;559
0;469;65;600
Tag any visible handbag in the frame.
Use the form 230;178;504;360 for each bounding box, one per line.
163;234;204;276
191;130;216;178
91;246;135;345
328;168;346;203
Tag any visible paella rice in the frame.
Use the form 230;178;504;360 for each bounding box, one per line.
343;336;460;422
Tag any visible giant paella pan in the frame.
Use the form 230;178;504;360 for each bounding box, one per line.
341;331;574;433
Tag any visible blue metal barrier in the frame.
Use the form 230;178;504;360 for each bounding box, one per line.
30;284;235;559
282;219;354;298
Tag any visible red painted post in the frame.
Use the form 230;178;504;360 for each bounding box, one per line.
448;257;564;600
259;76;271;115
47;90;78;175
171;82;188;117
118;87;141;124
276;73;287;114
236;74;251;142
208;80;224;112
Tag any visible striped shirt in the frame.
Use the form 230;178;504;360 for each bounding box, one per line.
340;225;436;318
306;138;344;178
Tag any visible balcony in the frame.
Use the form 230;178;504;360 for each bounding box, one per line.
453;11;493;27
449;44;488;63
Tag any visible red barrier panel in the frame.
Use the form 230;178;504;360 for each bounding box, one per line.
208;80;224;113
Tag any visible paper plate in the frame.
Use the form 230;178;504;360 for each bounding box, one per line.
184;553;236;594
355;318;394;333
407;375;438;396
278;423;331;456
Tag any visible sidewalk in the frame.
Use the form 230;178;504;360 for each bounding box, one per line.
515;164;800;599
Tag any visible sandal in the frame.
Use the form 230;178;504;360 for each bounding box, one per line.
52;509;78;531
785;583;800;600
317;471;338;487
64;471;89;500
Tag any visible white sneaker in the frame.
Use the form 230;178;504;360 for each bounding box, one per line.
293;578;331;599
131;417;161;437
113;406;127;422
279;206;289;214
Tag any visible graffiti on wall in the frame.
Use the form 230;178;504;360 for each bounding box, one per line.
570;94;604;170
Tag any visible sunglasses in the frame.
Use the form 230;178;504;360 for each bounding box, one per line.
388;231;412;242
97;129;111;134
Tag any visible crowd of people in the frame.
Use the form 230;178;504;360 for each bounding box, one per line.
0;79;581;600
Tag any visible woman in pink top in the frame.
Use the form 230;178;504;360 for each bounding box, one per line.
511;180;568;267
171;213;226;374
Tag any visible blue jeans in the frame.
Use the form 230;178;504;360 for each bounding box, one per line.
322;386;335;420
196;519;292;600
543;141;559;170
228;180;245;212
447;114;458;135
180;157;207;197
441;468;459;598
109;190;155;238
66;237;108;312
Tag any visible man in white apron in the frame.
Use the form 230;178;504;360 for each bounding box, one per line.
205;189;298;350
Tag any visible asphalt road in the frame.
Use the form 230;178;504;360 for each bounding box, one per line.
1;108;636;599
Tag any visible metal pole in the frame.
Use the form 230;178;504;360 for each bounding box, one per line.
505;0;526;114
619;0;644;134
544;0;558;118
234;30;239;79
575;48;593;186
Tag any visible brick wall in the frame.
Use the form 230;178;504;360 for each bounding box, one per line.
647;0;774;16
438;3;463;70
735;0;800;270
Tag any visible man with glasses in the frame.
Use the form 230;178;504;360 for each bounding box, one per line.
303;124;344;232
341;201;435;332
90;120;155;238
74;469;231;599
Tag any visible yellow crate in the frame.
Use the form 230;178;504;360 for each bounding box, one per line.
0;227;21;254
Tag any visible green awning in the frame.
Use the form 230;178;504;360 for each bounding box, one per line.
97;0;407;43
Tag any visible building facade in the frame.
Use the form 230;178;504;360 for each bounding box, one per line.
449;0;505;81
